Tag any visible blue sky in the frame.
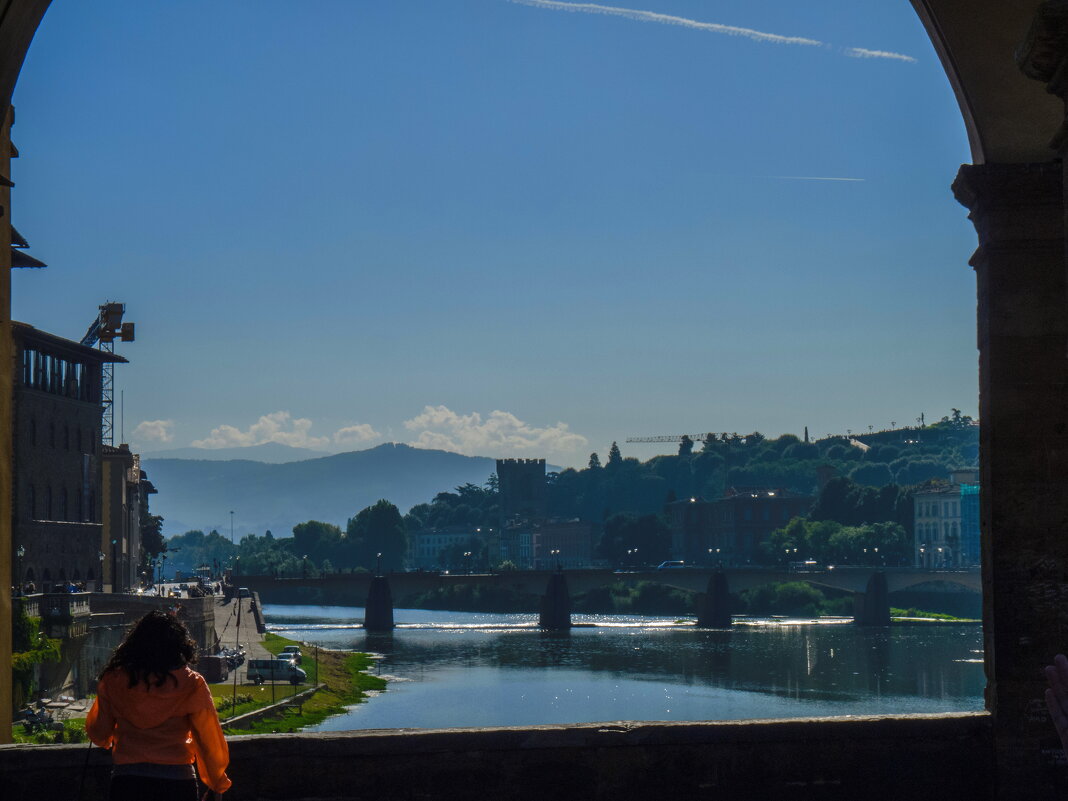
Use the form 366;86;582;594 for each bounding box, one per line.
9;0;976;467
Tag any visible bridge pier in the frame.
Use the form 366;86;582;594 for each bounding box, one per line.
696;572;732;628
853;571;890;627
538;572;571;630
363;575;394;631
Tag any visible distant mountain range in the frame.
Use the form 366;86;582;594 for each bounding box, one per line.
142;443;499;537
141;442;330;463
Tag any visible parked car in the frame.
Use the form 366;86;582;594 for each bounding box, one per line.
280;645;302;664
246;658;306;685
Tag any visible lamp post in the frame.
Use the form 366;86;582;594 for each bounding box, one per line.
919;545;926;568
464;551;472;574
99;551;106;592
230;510;234;545
376;552;382;577
550;549;560;571
302;554;308;579
16;544;24;594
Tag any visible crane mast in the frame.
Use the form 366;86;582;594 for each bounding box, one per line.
81;302;134;446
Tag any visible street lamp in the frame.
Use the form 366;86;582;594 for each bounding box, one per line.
302;554;308;579
230;510;234;545
464;551;472;574
550;549;560;571
376;552;382;576
99;551;106;592
16;545;24;594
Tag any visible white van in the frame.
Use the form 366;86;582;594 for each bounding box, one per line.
246;658;306;685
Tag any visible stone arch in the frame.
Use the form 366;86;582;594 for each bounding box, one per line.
0;2;1062;795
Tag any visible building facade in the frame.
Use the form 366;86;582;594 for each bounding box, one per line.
11;322;125;592
667;487;814;565
407;527;488;571
102;444;156;591
914;470;980;567
531;520;593;570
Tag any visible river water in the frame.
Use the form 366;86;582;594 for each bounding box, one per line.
262;604;985;731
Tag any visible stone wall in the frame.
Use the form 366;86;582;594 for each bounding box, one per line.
0;712;996;801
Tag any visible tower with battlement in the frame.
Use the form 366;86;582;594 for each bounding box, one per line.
496;458;547;524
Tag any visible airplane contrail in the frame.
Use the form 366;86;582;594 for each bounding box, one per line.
508;0;824;47
509;1;918;63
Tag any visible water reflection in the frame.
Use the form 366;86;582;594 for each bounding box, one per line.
264;605;984;730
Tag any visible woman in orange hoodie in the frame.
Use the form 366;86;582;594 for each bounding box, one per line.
87;610;232;800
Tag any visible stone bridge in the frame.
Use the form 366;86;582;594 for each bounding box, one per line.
237;567;980;629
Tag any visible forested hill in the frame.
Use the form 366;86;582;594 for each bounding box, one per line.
143;443;497;536
542;419;978;523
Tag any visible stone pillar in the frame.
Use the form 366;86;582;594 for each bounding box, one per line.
953;160;1067;799
363;575;394;632
853;571;889;627
0;105;13;744
695;572;732;628
538;572;571;630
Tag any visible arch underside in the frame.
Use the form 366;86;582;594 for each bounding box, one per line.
912;0;1062;163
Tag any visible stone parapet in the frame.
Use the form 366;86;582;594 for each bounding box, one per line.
0;712;994;801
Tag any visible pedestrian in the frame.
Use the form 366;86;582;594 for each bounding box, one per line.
86;610;232;800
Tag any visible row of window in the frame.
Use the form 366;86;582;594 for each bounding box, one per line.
917;500;959;518
28;418;97;454
27;484;97;523
20;347;99;402
917;521;959;541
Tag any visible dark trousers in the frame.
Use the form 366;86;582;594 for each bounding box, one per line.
108;776;199;801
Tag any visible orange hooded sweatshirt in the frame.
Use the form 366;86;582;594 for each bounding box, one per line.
86;666;232;794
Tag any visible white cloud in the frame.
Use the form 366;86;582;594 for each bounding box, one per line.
404;405;588;457
333;423;381;447
509;0;823;47
844;47;916;63
133;419;174;444
191;411;330;450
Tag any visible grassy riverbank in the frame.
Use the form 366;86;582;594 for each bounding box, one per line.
217;633;385;735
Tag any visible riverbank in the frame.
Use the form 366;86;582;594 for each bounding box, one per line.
217;633;385;735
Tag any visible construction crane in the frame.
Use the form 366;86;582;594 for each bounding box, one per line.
81;302;135;446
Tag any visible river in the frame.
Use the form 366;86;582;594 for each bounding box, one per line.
262;604;985;731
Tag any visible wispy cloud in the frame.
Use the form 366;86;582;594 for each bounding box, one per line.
774;176;866;182
404;405;587;458
509;0;823;47
844;47;917;64
510;1;917;63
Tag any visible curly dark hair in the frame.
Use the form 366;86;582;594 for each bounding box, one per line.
101;610;197;688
